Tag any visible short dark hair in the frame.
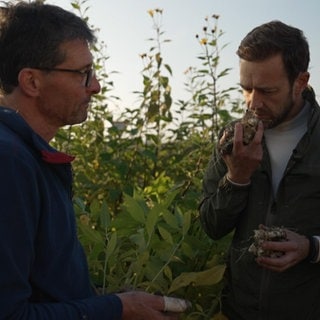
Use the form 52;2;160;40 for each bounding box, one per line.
236;20;310;85
0;1;96;94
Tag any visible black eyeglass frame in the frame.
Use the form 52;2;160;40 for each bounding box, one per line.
35;67;95;87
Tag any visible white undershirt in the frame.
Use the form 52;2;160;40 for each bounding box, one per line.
264;103;310;196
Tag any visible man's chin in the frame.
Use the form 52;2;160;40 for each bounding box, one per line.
66;114;88;126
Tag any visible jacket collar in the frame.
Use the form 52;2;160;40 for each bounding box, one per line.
0;107;75;164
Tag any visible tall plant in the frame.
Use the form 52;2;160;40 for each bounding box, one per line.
176;14;241;143
52;3;237;319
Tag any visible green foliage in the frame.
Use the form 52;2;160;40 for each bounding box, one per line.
74;189;231;319
52;4;239;319
175;14;242;144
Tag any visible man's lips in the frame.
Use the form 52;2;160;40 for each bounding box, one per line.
252;112;269;121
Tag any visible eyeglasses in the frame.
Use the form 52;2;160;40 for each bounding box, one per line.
35;67;95;87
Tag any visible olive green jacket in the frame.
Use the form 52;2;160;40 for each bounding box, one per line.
200;88;320;320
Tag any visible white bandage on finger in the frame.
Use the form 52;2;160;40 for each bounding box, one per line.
163;296;191;313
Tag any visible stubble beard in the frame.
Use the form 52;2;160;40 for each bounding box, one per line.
263;94;294;130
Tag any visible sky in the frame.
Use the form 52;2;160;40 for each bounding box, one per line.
50;0;320;113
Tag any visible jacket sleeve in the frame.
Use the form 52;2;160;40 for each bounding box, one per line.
199;148;251;240
0;148;123;319
4;295;123;319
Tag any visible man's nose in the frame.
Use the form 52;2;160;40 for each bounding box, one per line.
248;90;263;110
88;75;101;94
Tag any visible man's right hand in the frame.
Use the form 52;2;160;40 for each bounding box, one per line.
116;291;182;320
221;120;264;184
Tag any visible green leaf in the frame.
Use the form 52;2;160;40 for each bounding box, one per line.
146;207;159;239
164;64;172;75
182;211;191;235
158;225;173;244
99;200;110;229
162;188;179;208
162;209;179;230
155;52;162;67
168;264;226;293
89;199;101;220
163;265;172;282
71;3;80;10
130;231;146;251
160;76;169;88
106;231;117;257
123;194;146;224
78;224;104;245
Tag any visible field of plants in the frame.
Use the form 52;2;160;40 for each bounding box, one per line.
53;1;244;318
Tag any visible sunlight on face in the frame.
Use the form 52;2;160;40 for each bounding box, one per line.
37;39;100;128
239;54;305;129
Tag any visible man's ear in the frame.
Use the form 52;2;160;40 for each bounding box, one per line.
294;71;310;95
17;68;41;97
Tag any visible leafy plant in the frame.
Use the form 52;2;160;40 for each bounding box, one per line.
75;188;231;319
52;3;239;318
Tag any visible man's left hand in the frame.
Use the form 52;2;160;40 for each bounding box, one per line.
256;229;310;272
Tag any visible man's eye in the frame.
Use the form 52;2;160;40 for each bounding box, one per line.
263;90;276;95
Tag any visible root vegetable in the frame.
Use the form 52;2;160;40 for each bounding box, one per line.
248;225;287;258
218;109;259;155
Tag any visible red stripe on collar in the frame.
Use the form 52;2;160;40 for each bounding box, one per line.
41;150;75;164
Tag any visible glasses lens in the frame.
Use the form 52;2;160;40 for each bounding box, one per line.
85;69;95;87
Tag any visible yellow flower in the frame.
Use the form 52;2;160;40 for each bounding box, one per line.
92;159;99;169
200;38;208;45
147;9;154;17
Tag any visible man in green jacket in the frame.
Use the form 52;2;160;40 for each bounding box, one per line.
200;20;320;320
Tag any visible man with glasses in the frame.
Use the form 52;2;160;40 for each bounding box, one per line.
0;2;181;319
35;67;95;88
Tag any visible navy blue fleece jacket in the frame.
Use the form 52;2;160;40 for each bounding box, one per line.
0;107;122;319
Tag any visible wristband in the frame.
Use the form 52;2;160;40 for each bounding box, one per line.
226;175;251;187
